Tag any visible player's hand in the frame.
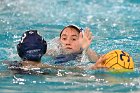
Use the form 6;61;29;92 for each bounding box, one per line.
90;55;108;70
79;28;93;50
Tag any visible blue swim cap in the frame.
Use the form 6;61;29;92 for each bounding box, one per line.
17;30;47;62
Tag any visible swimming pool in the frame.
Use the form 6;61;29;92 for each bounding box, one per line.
0;0;140;92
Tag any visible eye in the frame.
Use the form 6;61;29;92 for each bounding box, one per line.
62;38;67;40
72;38;76;41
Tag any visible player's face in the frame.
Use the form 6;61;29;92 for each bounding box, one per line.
60;27;81;54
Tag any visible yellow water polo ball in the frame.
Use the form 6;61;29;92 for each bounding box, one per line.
102;50;134;73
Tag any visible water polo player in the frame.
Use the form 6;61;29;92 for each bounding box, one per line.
46;25;99;65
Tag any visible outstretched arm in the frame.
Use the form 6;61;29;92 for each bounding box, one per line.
23;63;84;71
20;55;107;71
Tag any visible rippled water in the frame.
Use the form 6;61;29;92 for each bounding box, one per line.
0;0;140;92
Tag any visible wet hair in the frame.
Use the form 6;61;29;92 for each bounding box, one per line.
60;25;81;38
17;30;47;62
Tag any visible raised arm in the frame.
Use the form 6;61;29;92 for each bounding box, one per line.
79;28;99;62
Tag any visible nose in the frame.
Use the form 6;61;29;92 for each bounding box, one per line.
65;39;71;45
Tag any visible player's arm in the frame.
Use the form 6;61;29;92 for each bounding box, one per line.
26;63;84;71
79;28;99;62
85;48;99;62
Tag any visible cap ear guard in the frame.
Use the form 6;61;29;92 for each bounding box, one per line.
17;43;24;58
42;39;47;54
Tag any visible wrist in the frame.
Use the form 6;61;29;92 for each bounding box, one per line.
80;47;89;53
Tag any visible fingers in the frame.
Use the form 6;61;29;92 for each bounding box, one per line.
84;27;93;40
99;54;109;61
80;27;93;49
96;55;106;64
93;55;108;68
91;54;110;70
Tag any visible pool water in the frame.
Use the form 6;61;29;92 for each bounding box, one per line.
0;0;140;92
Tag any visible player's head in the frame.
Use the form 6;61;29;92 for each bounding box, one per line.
59;25;82;54
17;30;47;62
60;25;81;37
